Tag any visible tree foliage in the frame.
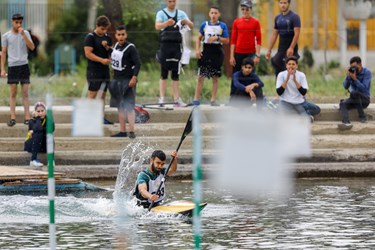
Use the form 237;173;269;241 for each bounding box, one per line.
120;0;159;64
46;0;89;61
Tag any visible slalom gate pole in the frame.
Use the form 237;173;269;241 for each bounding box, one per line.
46;93;56;249
192;107;202;249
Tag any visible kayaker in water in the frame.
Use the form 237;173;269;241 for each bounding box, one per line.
133;150;178;208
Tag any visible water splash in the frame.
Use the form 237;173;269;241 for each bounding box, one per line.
113;140;153;201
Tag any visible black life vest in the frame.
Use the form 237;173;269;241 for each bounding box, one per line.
159;9;182;43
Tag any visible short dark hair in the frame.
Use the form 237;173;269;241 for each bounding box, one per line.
241;57;255;67
116;25;126;31
210;6;219;11
285;56;298;64
151;150;166;161
350;56;361;64
96;15;111;27
12;13;23;20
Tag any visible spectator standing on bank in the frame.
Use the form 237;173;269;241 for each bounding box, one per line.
266;0;301;77
229;0;262;97
1;13;34;127
193;6;229;107
83;15;113;124
338;56;371;130
155;0;193;107
108;25;141;138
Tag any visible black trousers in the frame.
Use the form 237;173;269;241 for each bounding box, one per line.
271;50;299;77
30;132;46;161
339;91;370;123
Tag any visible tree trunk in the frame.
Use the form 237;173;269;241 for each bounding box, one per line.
102;0;123;40
216;0;241;77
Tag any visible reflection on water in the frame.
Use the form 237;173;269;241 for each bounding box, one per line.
0;178;375;249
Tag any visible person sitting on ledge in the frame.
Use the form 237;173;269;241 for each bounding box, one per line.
24;102;54;169
276;56;313;122
230;57;264;107
338;56;371;130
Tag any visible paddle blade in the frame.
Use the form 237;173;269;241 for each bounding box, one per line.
175;108;194;152
182;108;194;138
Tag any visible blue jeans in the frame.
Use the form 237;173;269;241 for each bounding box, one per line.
303;101;321;116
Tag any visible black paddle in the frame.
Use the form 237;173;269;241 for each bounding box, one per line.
139;102;176;111
148;108;194;211
142;102;177;106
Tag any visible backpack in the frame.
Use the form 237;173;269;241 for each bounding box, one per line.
134;105;150;123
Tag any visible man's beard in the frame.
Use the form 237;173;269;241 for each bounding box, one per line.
151;162;162;174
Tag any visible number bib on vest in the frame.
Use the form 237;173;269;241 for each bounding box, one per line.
111;43;134;71
203;21;223;44
148;173;166;203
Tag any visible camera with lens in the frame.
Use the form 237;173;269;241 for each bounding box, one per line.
348;66;358;74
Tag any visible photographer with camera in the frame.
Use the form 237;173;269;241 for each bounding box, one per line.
338;56;372;130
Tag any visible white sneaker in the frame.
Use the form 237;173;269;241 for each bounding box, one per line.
174;97;187;107
30;160;43;169
159;97;166;107
337;122;353;130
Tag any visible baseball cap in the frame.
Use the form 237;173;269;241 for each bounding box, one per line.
12;13;24;20
240;0;252;8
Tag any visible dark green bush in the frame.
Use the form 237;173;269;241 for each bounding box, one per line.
256;54;273;76
301;46;314;69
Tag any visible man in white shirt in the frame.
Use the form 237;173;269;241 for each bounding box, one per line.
276;56;312;121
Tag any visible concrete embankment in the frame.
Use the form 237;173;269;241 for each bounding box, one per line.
0;104;374;179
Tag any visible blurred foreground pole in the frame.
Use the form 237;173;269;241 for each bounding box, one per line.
47;93;56;249
193;107;202;250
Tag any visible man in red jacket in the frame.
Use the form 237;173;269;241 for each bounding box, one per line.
229;0;262;96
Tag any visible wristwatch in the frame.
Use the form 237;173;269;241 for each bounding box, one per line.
255;54;260;58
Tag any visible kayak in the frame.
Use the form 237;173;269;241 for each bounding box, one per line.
150;200;207;217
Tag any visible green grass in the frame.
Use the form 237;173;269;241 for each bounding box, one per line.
0;61;367;106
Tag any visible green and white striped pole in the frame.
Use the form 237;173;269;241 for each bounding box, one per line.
192;107;202;249
46;93;56;249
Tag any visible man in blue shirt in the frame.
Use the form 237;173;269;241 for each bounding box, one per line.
193;6;229;106
338;56;372;130
266;0;301;77
230;57;264;106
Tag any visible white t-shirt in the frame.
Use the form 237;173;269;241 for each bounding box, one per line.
276;70;308;104
1;30;31;67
